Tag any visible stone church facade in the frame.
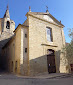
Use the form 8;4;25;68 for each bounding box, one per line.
0;6;69;76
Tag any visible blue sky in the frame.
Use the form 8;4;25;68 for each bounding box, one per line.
0;0;73;43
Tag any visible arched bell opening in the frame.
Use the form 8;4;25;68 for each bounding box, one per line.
6;21;10;29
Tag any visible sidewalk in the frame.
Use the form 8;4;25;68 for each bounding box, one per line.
17;73;73;79
35;73;72;79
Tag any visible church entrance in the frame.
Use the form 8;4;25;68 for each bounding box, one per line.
47;49;56;73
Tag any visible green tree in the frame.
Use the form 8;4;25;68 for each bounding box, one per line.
63;28;73;59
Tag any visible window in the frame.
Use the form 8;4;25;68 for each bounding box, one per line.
6;21;10;29
25;48;27;53
25;34;27;38
46;27;53;42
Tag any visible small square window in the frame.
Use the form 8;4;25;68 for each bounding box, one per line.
25;34;27;38
25;48;27;53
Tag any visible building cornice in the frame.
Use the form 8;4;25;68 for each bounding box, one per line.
26;12;64;28
41;43;58;47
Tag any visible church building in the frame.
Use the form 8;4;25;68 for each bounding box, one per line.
0;5;15;70
0;6;68;76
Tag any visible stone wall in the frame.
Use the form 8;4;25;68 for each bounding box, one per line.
2;26;21;74
14;26;21;74
28;13;66;75
23;27;29;75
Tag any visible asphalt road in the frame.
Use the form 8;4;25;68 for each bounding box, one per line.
0;73;73;85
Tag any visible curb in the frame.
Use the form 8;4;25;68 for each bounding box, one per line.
46;73;73;79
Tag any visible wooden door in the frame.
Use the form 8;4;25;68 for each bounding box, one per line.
47;49;56;73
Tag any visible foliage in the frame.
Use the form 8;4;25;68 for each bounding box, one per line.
65;42;73;58
62;28;73;58
69;28;73;41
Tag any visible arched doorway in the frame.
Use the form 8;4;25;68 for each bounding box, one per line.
47;49;56;73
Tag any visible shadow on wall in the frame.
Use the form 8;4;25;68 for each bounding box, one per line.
29;54;48;76
29;50;61;76
0;38;11;71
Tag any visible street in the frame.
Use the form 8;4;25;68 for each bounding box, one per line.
0;73;73;85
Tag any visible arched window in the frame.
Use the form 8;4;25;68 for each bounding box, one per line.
6;21;10;29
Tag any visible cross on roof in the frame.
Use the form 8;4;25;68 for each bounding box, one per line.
46;6;48;10
46;6;49;13
7;4;9;10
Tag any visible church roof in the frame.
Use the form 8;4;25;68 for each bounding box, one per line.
26;12;64;27
13;24;29;33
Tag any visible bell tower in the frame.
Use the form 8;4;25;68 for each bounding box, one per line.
0;5;15;52
2;5;15;34
0;5;15;70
